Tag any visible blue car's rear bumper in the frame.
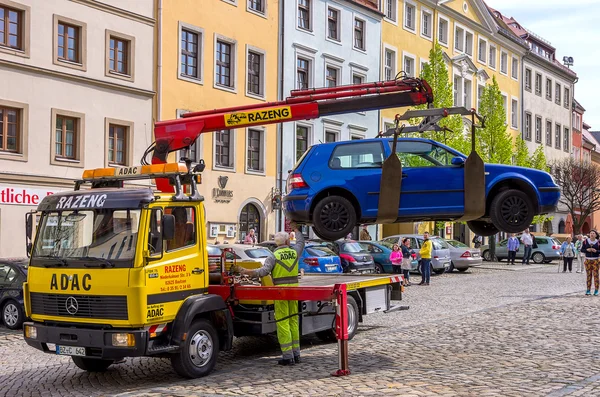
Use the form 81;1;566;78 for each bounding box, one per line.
283;194;311;223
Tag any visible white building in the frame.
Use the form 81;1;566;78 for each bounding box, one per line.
0;0;155;256
277;0;383;234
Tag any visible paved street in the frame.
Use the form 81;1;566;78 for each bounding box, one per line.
1;263;598;397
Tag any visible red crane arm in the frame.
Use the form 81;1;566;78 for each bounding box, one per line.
150;77;432;191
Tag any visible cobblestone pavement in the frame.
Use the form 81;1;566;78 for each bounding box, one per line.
1;263;598;397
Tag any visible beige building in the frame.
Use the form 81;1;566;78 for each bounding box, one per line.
0;0;155;256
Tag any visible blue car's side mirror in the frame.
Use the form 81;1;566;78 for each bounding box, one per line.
451;156;465;166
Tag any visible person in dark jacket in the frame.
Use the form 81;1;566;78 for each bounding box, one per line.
400;238;414;286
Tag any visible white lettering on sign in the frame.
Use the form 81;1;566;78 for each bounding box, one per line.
56;194;108;209
0;185;61;206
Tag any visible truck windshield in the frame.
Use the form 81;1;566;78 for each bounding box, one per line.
32;209;141;268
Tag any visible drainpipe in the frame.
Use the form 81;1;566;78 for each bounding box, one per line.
276;0;285;232
157;0;163;121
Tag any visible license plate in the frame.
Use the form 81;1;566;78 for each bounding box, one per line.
325;265;338;271
473;253;480;257
57;345;86;357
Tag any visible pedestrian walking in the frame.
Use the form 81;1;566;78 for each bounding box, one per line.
360;225;372;241
419;232;432;286
507;234;520;265
520;229;534;265
581;230;600;296
244;228;257;245
472;235;482;249
236;223;305;365
560;237;575;272
400;238;414;286
574;234;585;273
389;243;403;275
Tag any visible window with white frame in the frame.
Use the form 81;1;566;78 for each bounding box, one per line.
420;59;428;76
297;57;310;89
421;8;432;38
326;66;338;87
325;130;337;143
545;78;552;101
354;18;365;50
404;2;416;32
246;49;264;97
246;128;264;172
465;31;473;56
500;51;508;74
215;38;235;89
511;99;518;129
453;75;462;106
534;72;542;96
525;68;532;91
546;119;552;146
501;94;508;124
248;0;265;14
298;0;311;30
524;112;531;140
555;123;561;149
564;87;570;109
477;84;484;110
327;7;340;41
384;0;396;22
403;54;415;77
564;127;569;152
384;48;395;80
535;115;542;143
352;73;364;85
463;79;472;109
296;125;310;160
214;129;234;168
438;17;448;45
179;24;203;82
488;44;497;69
478;38;487;63
555;82;561;105
177;109;202;163
455;26;464;52
511;57;518;80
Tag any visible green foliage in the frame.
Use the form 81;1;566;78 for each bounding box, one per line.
530;145;549;171
477;76;513;165
514;136;530;168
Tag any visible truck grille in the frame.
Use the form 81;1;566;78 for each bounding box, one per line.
29;293;128;320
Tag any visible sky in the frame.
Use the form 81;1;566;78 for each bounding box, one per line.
485;0;600;130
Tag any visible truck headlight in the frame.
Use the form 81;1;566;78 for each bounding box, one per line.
24;325;37;339
111;333;135;347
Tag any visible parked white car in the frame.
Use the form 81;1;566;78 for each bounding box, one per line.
444;239;482;272
380;234;451;274
216;244;274;265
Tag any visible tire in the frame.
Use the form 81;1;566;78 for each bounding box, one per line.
171;319;219;379
457;267;469;273
72;357;114;372
315;295;359;342
374;263;384;274
312;195;357;241
2;300;24;330
433;267;446;275
467;221;499;237
482;250;491;262
532;252;545;264
489;189;535;234
448;262;455;272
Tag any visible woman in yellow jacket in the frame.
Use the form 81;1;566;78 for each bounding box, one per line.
419;232;433;286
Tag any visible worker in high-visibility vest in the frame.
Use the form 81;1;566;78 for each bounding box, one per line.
238;223;305;365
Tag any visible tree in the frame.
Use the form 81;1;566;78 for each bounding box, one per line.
477;76;513;165
514;136;531;168
551;158;600;235
530;145;549;172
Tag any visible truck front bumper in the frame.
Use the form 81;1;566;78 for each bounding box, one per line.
23;322;148;359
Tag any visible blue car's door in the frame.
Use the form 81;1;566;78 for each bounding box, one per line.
328;141;386;219
387;140;465;218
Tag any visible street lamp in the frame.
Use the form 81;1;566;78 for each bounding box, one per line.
563;56;574;68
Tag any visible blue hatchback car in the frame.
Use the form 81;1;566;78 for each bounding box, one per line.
258;241;342;274
284;138;560;241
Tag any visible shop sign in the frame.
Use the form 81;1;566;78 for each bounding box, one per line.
0;185;61;206
212;176;233;203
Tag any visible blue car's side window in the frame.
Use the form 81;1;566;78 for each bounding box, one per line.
388;141;455;167
329;142;384;169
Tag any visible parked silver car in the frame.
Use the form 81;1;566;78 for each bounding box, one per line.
380;234;451;274
481;235;561;264
444;239;482;272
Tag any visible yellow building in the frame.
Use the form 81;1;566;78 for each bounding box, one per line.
156;0;279;242
379;0;527;240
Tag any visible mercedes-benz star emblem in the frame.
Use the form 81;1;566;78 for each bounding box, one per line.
65;296;79;315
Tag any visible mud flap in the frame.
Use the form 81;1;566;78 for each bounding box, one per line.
455;150;486;222
376;124;403;224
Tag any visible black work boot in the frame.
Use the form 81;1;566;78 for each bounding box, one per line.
277;358;295;366
294;355;301;364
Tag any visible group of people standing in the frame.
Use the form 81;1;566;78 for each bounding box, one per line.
389;232;433;287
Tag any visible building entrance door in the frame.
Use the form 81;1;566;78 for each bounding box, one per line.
239;203;261;242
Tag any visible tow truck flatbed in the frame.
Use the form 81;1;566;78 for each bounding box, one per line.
299;273;402;291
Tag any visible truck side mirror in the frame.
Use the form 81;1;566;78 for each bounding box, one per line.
162;214;176;241
25;212;33;258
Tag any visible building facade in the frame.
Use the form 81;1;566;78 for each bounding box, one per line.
158;0;279;243
277;0;383;236
0;0;155;257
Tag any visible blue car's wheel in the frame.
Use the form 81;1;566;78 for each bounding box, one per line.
312;195;357;241
490;189;534;233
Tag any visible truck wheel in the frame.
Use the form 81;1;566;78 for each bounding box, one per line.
171;319;218;378
467;220;499;237
315;295;359;342
489;189;534;233
2;300;24;330
72;357;114;372
312;195;357;241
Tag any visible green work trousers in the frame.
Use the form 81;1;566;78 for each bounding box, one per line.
274;298;300;360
